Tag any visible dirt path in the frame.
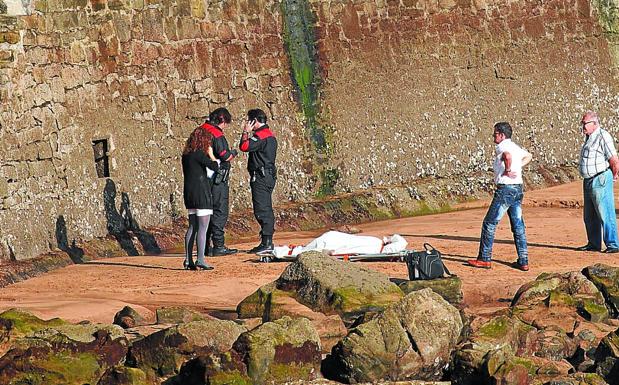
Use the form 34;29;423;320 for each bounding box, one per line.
1;181;618;324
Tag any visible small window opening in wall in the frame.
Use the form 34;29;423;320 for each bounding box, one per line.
92;139;110;178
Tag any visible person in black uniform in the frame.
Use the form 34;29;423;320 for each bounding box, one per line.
182;127;220;270
239;108;278;253
200;108;239;256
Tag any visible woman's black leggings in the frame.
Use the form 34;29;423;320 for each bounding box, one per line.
185;214;211;264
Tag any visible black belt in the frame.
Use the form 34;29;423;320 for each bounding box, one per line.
585;168;609;180
250;167;274;177
496;183;522;187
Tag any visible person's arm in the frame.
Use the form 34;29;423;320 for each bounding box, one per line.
501;151;517;178
521;151;532;167
610;155;619;180
601;131;619;180
213;136;237;162
239;120;263;152
207;146;217;161
197;150;219;171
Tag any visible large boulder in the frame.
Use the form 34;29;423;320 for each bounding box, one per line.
323;288;463;383
232;316;321;384
594;327;619;385
128;319;246;378
485;348;573;385
453;314;538;384
237;281;347;352
583;264;619;317
275;251;404;325
0;321;128;385
397;276;463;305
512;272;608;323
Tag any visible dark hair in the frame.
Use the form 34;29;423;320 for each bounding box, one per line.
183;127;214;155
247;109;267;124
208;107;232;126
494;122;512;139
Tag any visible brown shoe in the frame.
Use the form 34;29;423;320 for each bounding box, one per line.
467;259;491;269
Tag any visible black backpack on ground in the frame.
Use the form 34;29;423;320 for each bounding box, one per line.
405;243;452;280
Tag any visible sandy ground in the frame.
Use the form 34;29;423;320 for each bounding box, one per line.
1;180;619;324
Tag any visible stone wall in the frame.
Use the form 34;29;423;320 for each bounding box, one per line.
0;0;618;261
0;0;315;260
314;0;619;193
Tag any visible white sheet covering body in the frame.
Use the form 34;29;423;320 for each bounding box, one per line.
272;231;408;258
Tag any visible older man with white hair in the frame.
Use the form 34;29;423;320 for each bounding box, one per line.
576;111;619;253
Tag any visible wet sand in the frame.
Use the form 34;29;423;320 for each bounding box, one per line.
1;180;618;324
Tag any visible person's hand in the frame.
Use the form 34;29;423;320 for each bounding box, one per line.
243;119;256;133
207;146;215;158
502;170;517;178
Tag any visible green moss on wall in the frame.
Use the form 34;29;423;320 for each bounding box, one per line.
281;0;322;149
317;168;340;197
594;0;619;34
282;0;342;196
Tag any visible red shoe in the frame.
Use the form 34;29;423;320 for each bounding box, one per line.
513;262;529;271
467;259;491;269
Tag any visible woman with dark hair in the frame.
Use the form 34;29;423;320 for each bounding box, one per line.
182;127;220;270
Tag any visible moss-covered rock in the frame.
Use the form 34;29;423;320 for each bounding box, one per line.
276;251;403;325
173;351;251;385
512;271;608;322
544;372;609;385
98;366;158;385
114;306;148;329
233;316;321;384
583;263;619;317
0;308;68;354
155;306;209;324
0;325;128;385
128;319;246;378
397;276;463;305
237;280;347;353
323;288;463;383
452;314;538;384
594;327;619;385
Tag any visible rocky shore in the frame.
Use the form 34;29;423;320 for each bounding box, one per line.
1;251;618;385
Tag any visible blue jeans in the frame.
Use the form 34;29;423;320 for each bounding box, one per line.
478;184;528;264
583;169;619;250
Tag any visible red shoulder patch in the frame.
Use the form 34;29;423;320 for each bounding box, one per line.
255;129;274;140
200;123;224;138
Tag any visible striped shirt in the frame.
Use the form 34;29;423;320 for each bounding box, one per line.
579;128;617;178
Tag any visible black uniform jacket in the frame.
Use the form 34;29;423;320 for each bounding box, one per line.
200;122;236;169
182;149;220;210
239;125;278;172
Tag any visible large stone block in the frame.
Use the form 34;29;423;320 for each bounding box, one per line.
128;319;246;377
233;316;321;384
276;251;404;325
323;288;463;383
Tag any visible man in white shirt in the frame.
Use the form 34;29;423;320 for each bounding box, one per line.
468;122;533;271
575;111;619;253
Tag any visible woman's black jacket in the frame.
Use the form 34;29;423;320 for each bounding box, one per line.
182;150;220;210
